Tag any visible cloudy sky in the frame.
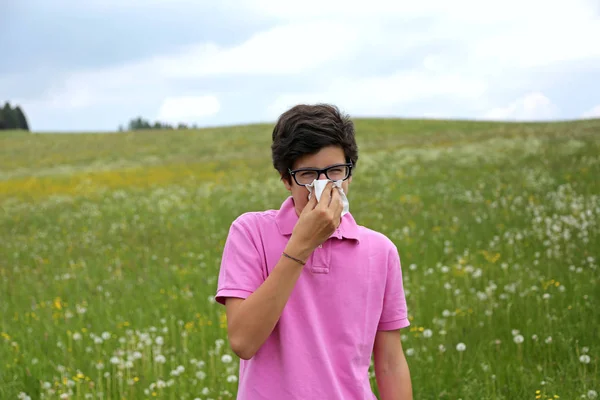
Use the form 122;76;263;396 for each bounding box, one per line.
2;0;600;131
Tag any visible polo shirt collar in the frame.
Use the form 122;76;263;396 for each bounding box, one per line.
275;196;360;242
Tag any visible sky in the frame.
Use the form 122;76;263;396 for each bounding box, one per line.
1;0;600;131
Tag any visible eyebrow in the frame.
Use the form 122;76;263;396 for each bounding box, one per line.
293;163;346;170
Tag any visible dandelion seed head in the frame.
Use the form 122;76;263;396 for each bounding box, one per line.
221;354;233;363
514;335;524;344
580;355;591;364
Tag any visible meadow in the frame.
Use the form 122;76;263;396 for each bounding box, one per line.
0;118;599;400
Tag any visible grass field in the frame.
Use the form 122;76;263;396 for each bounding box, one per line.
1;118;599;400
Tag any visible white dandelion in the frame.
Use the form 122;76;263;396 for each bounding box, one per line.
221;354;233;363
456;343;466;352
513;335;524;344
196;371;207;380
580;355;591;364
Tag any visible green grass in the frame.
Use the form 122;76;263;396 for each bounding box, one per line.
1;118;599;400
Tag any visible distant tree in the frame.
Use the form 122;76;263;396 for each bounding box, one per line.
2;102;18;130
14;106;30;131
124;117;182;131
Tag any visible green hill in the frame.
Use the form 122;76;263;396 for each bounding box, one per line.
1;118;599;399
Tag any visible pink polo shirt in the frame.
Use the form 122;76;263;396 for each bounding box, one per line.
215;196;410;400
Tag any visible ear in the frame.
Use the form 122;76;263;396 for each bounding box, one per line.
282;175;292;192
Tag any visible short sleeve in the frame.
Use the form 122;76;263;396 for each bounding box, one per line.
377;246;410;330
215;214;265;305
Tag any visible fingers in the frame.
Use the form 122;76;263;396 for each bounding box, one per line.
316;181;334;209
302;189;318;214
330;186;344;217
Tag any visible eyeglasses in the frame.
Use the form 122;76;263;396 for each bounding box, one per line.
288;163;353;186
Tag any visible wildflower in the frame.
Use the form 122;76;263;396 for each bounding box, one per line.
196;371;207;380
155;336;164;346
405;348;415;356
101;332;110;340
543;293;551;300
154;355;166;364
72;333;82;341
513;335;524;344
587;390;598;399
227;375;238;383
202;387;210;395
580;355;591;364
110;357;120;365
581;347;589;354
511;329;520;336
423;329;433;338
438;345;446;353
545;336;552;344
532;334;538;341
221;354;233;363
456;343;466;352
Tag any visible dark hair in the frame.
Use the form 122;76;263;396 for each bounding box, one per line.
271;103;359;182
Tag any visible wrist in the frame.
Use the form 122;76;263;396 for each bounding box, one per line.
284;237;314;263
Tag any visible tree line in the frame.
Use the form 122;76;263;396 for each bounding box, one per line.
120;117;198;131
0;102;30;130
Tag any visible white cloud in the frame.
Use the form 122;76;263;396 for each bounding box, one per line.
267;69;488;118
581;104;600;119
482;92;559;121
158;21;359;78
157;96;220;122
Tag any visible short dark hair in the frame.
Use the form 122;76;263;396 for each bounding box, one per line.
271;103;359;182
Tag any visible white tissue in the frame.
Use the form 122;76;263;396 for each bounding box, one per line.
306;179;349;217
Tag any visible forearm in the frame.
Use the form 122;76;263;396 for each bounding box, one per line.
228;240;313;359
375;354;413;400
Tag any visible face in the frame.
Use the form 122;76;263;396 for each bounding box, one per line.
282;145;352;216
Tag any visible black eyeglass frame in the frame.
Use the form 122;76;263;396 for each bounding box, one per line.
288;162;354;186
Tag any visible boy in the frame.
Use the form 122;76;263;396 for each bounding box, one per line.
215;104;412;399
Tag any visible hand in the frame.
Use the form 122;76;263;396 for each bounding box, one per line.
286;181;344;261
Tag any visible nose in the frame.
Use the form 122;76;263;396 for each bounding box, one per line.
317;172;327;180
